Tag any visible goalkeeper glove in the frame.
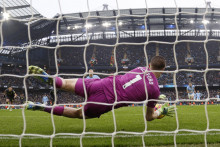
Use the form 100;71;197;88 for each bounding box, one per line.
159;94;166;99
157;103;176;118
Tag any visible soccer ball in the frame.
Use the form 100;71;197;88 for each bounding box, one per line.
154;104;165;119
26;101;35;109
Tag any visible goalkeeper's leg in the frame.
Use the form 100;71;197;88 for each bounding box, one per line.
26;102;84;118
28;66;107;118
29;65;78;93
27;87;111;119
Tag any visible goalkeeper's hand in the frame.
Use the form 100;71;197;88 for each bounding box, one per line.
159;94;166;99
158;103;176;117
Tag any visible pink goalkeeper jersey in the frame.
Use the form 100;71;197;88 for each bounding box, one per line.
101;67;160;108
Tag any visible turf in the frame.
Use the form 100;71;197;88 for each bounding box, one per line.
0;105;220;147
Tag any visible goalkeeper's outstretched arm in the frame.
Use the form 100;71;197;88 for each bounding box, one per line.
146;107;160;121
146;103;175;121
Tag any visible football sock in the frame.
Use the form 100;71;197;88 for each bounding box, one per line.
55;77;63;88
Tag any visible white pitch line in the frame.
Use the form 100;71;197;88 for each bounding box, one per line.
0;132;220;140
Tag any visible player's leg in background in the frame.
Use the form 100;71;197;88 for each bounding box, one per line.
190;94;194;106
6;98;10;110
9;99;13;111
21;99;24;104
188;93;192;106
192;94;194;106
193;94;196;105
49;90;55;105
197;96;200;105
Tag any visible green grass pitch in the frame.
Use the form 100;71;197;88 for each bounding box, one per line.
0;105;219;147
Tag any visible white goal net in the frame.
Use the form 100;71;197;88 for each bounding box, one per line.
0;0;220;146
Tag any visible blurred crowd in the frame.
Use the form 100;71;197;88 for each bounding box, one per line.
158;71;220;86
0;69;219;88
48;42;220;67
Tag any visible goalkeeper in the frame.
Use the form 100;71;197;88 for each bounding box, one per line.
27;56;174;121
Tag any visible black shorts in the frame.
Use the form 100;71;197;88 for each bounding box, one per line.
6;97;14;102
20;99;24;104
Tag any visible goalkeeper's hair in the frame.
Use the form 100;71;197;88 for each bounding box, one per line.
150;56;166;70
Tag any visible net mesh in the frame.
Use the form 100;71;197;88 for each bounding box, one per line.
0;0;220;146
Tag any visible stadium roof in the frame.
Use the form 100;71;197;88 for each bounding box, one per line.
58;8;220;35
0;0;57;49
0;0;42;20
2;7;220;54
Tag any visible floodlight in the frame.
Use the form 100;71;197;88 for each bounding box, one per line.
190;20;194;24
85;23;92;28
102;22;111;27
3;12;10;20
202;20;209;24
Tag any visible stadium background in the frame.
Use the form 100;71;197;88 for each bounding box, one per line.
0;0;220;146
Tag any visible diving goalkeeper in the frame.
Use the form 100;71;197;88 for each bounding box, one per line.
27;56;174;121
